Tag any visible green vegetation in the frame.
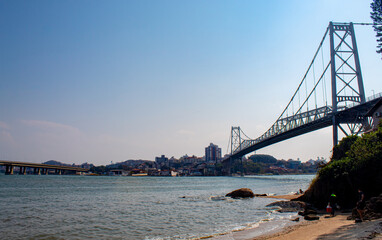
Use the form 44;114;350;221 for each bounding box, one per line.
298;123;382;208
371;0;382;58
231;154;321;175
248;154;277;164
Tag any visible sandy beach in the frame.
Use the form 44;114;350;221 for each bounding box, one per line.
213;212;382;240
211;194;382;240
258;214;382;240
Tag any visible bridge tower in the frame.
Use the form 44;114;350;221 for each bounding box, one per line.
329;22;366;146
230;126;242;154
229;127;245;175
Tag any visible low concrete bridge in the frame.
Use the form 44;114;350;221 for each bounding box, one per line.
0;160;89;175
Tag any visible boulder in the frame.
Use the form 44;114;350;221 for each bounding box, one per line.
291;217;300;222
305;209;318;215
304;214;320;220
225;188;255;199
298;209;318;216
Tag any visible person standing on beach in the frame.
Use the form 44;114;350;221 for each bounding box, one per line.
356;189;365;222
329;193;337;217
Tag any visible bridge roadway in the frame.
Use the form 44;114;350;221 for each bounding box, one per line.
225;95;382;161
0;160;89;175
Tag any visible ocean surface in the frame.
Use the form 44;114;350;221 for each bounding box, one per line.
0;174;314;239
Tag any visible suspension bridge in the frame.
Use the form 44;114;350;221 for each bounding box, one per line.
224;22;382;171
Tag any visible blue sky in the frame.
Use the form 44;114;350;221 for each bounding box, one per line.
1;0;381;165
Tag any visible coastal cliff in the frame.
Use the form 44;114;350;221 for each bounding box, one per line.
296;124;382;209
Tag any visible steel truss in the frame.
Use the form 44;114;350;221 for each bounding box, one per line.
228;22;377;159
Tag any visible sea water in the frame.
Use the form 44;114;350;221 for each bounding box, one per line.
0;174;314;239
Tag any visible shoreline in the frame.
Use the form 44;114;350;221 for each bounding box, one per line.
209;194;382;240
208;194;303;240
260;194;302;200
210;212;382;240
257;213;382;240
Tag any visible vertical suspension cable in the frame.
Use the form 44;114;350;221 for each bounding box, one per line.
298;90;301;112
292;99;294;115
227;130;231;154
305;77;309;112
312;61;318;109
321;46;327;107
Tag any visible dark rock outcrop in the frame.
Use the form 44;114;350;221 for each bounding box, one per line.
349;193;382;220
226;188;255;199
304;214;320;220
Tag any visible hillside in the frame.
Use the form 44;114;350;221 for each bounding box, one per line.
296;124;382;208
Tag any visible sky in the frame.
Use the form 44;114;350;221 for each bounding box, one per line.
1;0;381;165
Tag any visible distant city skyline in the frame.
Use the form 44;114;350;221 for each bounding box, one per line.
1;1;382;165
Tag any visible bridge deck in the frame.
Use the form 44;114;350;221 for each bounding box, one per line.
0;160;89;172
226;96;382;161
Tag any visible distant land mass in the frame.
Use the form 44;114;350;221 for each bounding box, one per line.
36;153;324;177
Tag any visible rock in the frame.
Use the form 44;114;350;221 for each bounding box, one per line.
349;193;382;220
298;209;317;216
254;194;267;197
291;217;300;222
278;208;300;213
304;214;320;220
225;188;255;199
266;201;306;211
304;209;318;215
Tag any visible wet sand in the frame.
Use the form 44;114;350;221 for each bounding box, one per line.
261;194;302;200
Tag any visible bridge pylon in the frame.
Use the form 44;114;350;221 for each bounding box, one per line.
230;127;242;154
228;127;246;176
329;22;366;146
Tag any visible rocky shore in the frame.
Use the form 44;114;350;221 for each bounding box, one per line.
213;192;382;239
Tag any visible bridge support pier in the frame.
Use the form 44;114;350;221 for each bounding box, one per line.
55;169;62;175
5;165;14;175
34;167;41;175
19;166;26;175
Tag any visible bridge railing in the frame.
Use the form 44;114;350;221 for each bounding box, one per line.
232;93;381;155
343;92;382;110
232;106;333;154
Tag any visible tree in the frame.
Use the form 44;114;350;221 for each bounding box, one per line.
331;135;359;161
371;0;382;58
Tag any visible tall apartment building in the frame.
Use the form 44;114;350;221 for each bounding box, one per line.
205;143;222;163
155;155;169;169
